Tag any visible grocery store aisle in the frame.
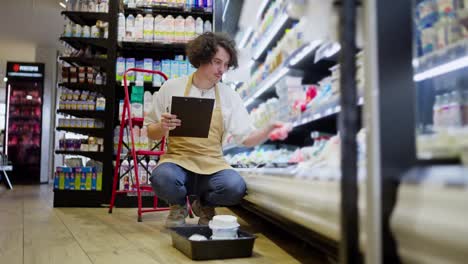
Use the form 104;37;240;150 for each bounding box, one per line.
0;185;328;264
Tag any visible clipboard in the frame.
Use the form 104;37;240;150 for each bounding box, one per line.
169;96;215;138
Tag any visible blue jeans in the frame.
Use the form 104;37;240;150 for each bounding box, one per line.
150;162;247;207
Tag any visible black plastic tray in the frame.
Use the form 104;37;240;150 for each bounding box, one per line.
170;225;256;260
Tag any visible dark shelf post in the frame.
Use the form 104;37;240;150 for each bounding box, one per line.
338;0;360;263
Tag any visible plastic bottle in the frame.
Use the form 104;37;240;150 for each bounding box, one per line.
114;126;121;155
195;17;204;36
135;14;144;41
184;16;195;42
126;14;135;41
203;20;212;33
139;160;148;184
154;15;164;42
174;15;185;43
143;14;154;42
119;100;124;121
165;15;175;42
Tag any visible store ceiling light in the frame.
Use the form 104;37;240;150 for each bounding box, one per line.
3;77;7;82
414;55;468;82
244;67;290;107
289;40;323;66
59;2;66;8
252;13;289;60
26;95;33;100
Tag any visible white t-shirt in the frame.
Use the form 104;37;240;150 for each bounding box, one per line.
144;75;255;145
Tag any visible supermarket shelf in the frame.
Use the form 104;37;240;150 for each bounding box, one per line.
59;56;109;68
117;41;187;53
60;37;110;51
243;42;333;108
243;67;291;108
291;96;364;128
56;127;105;137
414;38;468;82
57;109;107;119
61;11;110;26
9;115;41;121
58;82;108;95
252;13;297;61
55;150;105;160
124;5;212;20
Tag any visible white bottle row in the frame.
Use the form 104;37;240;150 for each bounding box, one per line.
118;13;212;43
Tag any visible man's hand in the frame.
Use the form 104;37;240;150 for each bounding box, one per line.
268;122;292;141
160;113;181;132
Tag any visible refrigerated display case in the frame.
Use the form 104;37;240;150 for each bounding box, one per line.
4;62;44;183
413;0;468;162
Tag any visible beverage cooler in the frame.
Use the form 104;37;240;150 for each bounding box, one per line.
4;62;45;183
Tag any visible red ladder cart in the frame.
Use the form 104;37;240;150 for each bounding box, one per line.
108;68;193;222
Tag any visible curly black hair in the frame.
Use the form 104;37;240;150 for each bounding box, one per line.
186;32;239;69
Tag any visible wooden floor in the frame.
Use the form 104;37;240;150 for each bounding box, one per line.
0;184;328;264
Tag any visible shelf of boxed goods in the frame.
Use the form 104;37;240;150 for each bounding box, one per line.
123;5;213;21
55;150;105;161
61;11;110;26
56;127;105;138
117;41;187;53
58;82;109;95
59;56;109;68
57;109;107;119
60;37;110;51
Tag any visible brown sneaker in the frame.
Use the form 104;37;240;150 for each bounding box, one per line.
191;199;215;225
165;204;188;228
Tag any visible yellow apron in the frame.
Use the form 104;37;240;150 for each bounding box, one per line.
158;74;232;175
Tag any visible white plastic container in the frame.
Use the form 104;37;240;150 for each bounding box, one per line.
195;17;203;36
208;215;240;240
184;16;195;42
154;15;164;42
143;91;153;118
135;14;144;41
126;14;135;41
164;15;175;42
174;15;185;43
118;13;126;41
143;14;154;42
203;20;212;33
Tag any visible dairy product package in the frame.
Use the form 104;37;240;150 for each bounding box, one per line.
126;58;136;82
143;14;154;42
153;60;163;86
174;15;185;43
135;14;144;41
195;17;203;36
171;60;179;79
118;13;126;41
126;14;135;41
203;20;212;33
154;15;164;42
136;60;144;82
184;16;196;42
116;57;126;82
162;60;172;80
144;58;153;82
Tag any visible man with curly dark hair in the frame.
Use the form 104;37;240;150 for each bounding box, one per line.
145;32;283;227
